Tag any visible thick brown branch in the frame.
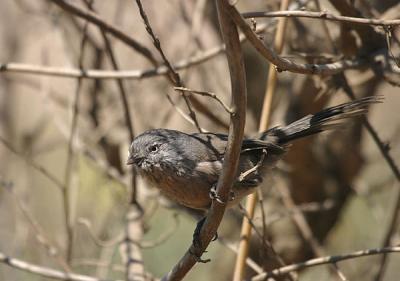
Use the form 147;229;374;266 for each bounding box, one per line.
160;0;247;280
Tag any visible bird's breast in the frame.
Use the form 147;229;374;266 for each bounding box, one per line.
139;167;213;210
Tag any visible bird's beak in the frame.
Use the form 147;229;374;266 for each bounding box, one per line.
126;153;135;165
127;153;143;166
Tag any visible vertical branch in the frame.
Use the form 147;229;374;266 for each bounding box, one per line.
134;0;203;132
233;1;291;280
63;14;90;263
312;0;338;53
124;205;145;281
81;2;144;279
161;0;247;279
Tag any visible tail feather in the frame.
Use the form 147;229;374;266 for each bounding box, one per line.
260;96;383;144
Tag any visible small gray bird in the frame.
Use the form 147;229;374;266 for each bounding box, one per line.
127;97;380;210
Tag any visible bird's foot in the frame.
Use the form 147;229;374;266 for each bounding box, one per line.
209;185;226;205
209;185;235;204
189;248;211;263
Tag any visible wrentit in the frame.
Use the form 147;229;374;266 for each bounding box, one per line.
127;97;380;210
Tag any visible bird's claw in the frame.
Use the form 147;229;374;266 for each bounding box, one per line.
209;185;235;204
209;185;226;205
189;249;211;263
211;232;218;241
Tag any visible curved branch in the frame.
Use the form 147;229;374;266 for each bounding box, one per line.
160;0;247;280
227;4;369;75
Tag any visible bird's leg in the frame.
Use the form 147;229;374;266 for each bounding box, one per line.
210;183;236;204
209;184;225;205
192;216;206;248
238;149;267;182
191;216;211;263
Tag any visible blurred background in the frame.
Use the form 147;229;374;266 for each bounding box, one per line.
0;0;399;280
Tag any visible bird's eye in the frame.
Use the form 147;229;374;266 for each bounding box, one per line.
148;144;159;153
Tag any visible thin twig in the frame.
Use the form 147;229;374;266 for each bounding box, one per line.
123;205;146;281
238;149;267;182
48;0;158;64
0;181;71;272
264;200;336;226
48;0;211;130
140;214;179;248
337;75;400;182
63;12;90;262
134;0;202;132
0;18;264;79
217;237;263;274
1;43;393;80
77;218;124;248
237;204;289;273
0;135;65;189
252;246;400;281
72;259;125;273
83;0;138;204
78;206;179;249
313;0;338;53
99;23;134;141
277;183;348;280
336;74;400;281
173;87;232;114
384;26;400;68
161;1;247;279
242;10;400;26
0;251;124;281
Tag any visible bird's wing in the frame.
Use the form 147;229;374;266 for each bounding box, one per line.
241;138;286;155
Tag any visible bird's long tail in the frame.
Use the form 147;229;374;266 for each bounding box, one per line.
260;96;383;145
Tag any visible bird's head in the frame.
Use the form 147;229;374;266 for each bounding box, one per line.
127;129;186;173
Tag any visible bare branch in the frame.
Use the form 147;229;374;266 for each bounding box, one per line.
77;218;124;248
134;0;202;132
1;181;70;272
227;4;371;75
63;10;90;262
335;75;400;281
48;0;158;65
217;237;263;274
0;22;255;80
234;1;291;280
242;10;400;26
0;135;65;189
0;251;124;281
161;0;247;279
277;183;347;279
173;87;232;114
252;246;400;281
